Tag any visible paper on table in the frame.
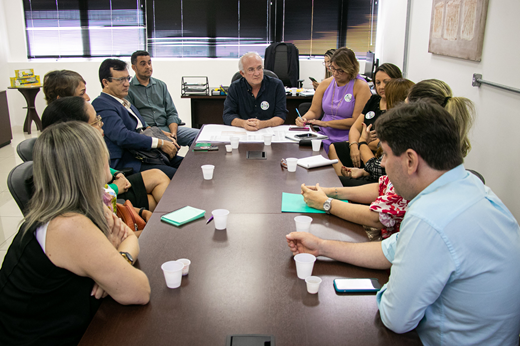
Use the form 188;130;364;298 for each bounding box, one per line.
281;192;348;213
297;155;338;169
196;124;298;143
161;206;206;227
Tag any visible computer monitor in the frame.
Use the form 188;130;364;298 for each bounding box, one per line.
364;51;379;81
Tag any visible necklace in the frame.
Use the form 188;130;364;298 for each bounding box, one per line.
330;79;350;120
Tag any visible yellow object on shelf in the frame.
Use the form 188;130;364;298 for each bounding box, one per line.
15;69;35;78
10;75;41;88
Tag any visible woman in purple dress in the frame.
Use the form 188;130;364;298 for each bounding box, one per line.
296;47;371;153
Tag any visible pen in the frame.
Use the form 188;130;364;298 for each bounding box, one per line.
219;85;228;95
206;215;214;224
295;108;303;118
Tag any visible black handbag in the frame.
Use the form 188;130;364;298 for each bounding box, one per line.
129;126;174;165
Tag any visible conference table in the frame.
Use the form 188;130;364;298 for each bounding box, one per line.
79;139;421;346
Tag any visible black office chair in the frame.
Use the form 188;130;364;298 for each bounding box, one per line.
264;42;303;87
16;138;37;162
231;69;279;85
467;169;485;184
7;161;34;216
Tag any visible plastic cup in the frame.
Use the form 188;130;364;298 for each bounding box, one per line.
161;261;184;288
294;253;316;279
201;165;215;180
263;134;273;145
294;216;313;232
230;137;239;149
225;144;232;152
177;258;191;276
311;139;322;151
305;276;322;294
291;87;297;96
212;209;230;230
286;158;298;172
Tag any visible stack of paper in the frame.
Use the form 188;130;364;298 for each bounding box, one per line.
161;206;206;227
297;155;338;169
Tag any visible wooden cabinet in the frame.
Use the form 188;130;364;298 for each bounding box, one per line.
0;91;12;148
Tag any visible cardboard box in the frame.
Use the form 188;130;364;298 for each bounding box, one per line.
15;69;35;78
10;75;41;88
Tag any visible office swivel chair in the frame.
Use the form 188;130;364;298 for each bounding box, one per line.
7;161;34;216
16;138;37;162
264;42;302;87
231;69;279;84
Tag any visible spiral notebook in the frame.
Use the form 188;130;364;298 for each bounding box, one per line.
161;206;206;227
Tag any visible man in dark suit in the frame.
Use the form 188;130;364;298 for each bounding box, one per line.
92;59;182;179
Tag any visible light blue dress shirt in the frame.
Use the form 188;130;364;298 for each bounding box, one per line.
377;165;520;346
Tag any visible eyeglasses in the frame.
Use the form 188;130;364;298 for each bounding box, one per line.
322;61;331;67
246;66;263;74
109;76;131;84
89;115;104;128
329;66;345;74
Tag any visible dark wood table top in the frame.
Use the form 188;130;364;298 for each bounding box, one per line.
79;140;421;346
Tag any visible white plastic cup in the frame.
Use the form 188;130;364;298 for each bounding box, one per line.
201;165;215;180
161;261;184;288
294;216;313;232
291;87;297;96
225;144;232;152
311;139;322;151
177;258;191;276
263;134;273;145
230;137;239;149
212;209;230;230
294;253;316;279
286;158;298;172
305;276;322;294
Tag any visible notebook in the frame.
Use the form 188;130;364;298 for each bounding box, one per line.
297;155;338;169
281;192;348;213
161;206;206;227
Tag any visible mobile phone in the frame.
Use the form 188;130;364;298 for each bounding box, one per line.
289;126;310;131
309;77;317;83
295;133;318;139
333;278;381;293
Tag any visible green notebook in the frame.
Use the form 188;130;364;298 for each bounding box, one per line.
161;206;206;227
281;192;348;214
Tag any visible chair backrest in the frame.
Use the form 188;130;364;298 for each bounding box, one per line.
16;138;37;162
467;169;485;184
7;161;34;216
264;42;300;87
230;69;279;85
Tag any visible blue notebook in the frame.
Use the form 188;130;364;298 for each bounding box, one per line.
161;206;206;227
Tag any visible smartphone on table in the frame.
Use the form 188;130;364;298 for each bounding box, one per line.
295;133;318;139
333;278;381;293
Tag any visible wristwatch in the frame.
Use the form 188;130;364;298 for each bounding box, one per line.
120;251;134;265
323;198;333;214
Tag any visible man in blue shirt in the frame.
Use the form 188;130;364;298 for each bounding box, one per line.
127;50;199;147
286;102;520;345
223;52;287;131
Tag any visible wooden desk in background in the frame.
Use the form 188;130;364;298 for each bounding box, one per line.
182;95;313;129
79;141;421;346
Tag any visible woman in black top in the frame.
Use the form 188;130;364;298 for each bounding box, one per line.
0;122;150;345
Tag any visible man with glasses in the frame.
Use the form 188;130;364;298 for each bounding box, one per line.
92;58;183;179
223;52;287;131
127;50;199;148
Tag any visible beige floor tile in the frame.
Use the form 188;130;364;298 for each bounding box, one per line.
0;191;23;218
0;216;23;248
0;250;7;267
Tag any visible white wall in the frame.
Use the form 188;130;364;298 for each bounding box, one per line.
379;0;520;220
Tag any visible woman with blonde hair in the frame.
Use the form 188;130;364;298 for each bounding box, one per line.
296;47;372;153
0;122;150;345
407;79;474;157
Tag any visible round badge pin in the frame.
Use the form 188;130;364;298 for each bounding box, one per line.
344;94;352;102
365;111;375;119
261;101;270;110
